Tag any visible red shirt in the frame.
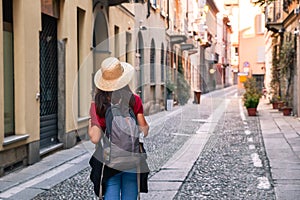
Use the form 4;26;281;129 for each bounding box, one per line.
90;94;143;129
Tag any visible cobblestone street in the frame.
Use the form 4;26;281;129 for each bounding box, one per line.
3;86;299;200
174;97;275;200
30;87;276;200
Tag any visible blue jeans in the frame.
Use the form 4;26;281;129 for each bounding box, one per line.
104;172;138;200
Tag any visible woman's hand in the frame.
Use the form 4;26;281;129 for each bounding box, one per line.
136;113;149;137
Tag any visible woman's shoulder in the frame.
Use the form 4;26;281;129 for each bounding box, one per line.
134;94;141;101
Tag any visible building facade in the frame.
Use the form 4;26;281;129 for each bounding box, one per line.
237;0;266;91
0;0;93;175
0;0;235;175
265;0;300;116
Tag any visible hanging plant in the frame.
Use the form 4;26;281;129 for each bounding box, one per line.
270;40;281;100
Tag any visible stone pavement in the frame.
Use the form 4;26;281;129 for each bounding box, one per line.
258;98;300;200
0;141;94;200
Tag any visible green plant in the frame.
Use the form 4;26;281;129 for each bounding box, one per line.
279;34;295;107
270;95;281;104
166;79;176;93
244;94;260;108
177;72;190;105
243;77;262;108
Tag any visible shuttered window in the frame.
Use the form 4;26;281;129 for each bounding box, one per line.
150;40;155;83
257;46;265;63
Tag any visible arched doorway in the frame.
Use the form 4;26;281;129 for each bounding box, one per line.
92;3;109;91
150;39;156;103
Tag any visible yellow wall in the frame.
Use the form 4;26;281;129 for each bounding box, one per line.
0;0;93;150
0;0;41;151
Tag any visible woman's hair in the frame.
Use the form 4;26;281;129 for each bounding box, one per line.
94;85;135;117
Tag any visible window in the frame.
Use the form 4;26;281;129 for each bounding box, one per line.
126;32;131;63
151;0;157;8
3;0;14;136
77;8;90;118
235;47;239;56
255;13;265;35
160;44;164;82
257;46;265;63
114;26;120;59
150;39;155;83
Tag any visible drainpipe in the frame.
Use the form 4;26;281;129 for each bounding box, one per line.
294;27;298;115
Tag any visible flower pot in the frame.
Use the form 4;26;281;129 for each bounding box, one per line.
272;102;278;109
282;107;292;116
194;91;201;104
247;108;257;116
277;101;284;111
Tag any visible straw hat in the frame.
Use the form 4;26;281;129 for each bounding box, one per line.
94;57;134;91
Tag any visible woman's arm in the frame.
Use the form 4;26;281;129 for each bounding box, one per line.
89;102;103;144
136;113;149;137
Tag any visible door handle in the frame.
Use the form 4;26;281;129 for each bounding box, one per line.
36;92;40;100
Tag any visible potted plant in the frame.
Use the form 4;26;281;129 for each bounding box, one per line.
281;96;293;116
243;77;262;116
270;95;284;110
244;94;260;116
270;95;279;109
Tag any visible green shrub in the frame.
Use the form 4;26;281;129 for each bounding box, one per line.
243;77;261;108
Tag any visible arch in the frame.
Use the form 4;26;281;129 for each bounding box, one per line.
93;5;109;52
150;39;156;103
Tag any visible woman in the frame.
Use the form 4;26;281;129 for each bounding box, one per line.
89;57;149;200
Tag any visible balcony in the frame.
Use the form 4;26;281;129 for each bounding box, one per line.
93;0;145;7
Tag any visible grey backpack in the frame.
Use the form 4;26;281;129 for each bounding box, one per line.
103;104;141;171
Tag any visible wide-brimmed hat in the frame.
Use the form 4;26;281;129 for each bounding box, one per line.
94;57;134;91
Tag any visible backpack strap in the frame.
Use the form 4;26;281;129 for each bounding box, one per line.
137;164;141;200
104;106;113;137
99;163;105;200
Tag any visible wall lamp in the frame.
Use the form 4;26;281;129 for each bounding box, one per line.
139;20;147;31
139;25;147;30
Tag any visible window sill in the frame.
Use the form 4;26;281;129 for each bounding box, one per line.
3;134;29;146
